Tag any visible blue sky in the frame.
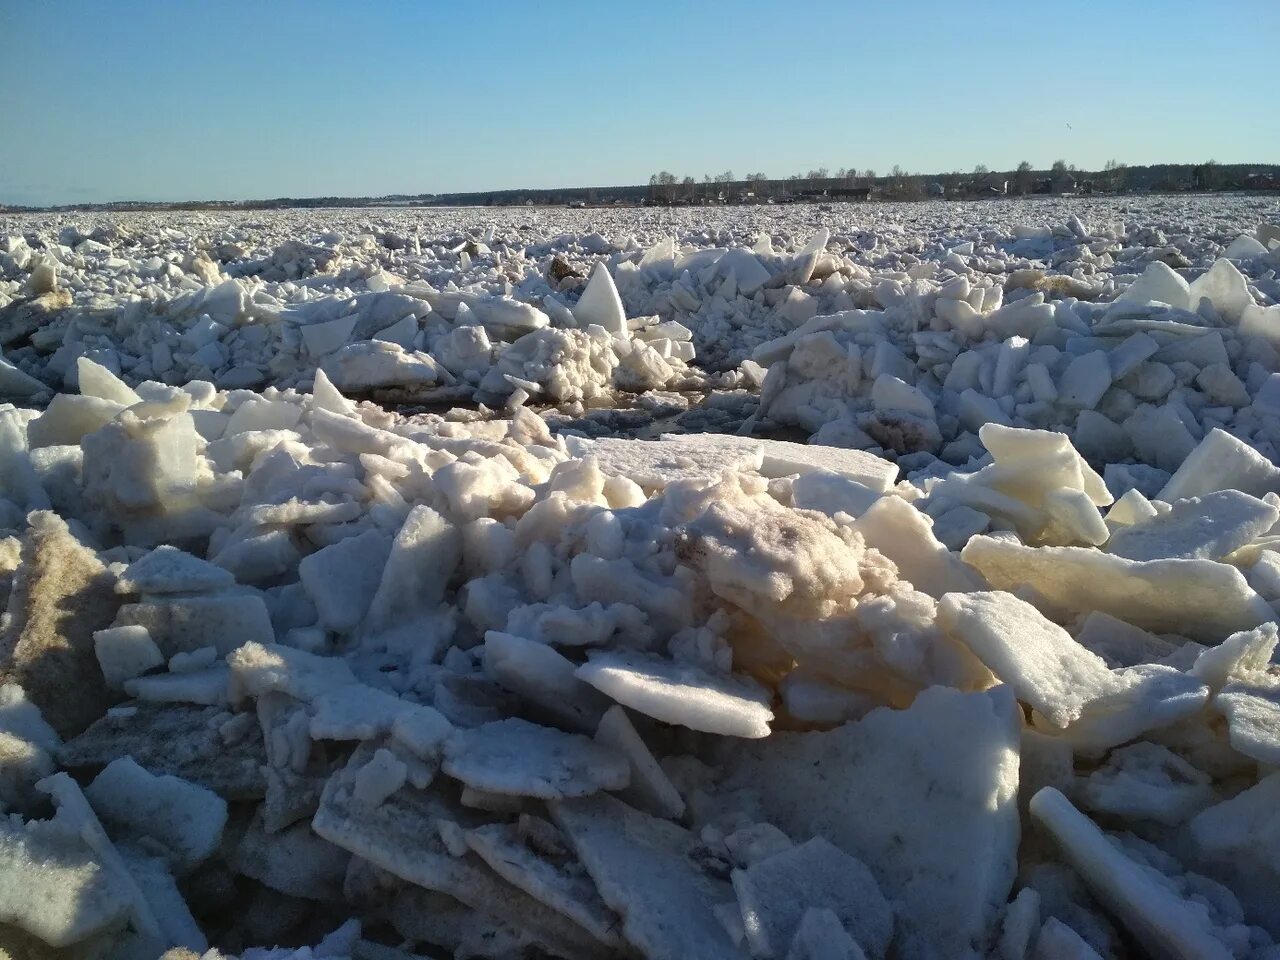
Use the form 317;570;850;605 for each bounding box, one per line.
1;0;1276;206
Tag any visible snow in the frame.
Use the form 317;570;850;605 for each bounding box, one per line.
2;197;1280;958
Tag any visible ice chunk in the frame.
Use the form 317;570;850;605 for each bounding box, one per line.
723;823;794;868
83;756;226;871
791;471;882;519
115;544;235;594
1078;741;1212;825
594;705;685;819
1238;299;1280;342
854;496;981;598
1108;332;1160;379
37;773;160;941
550;793;743;960
1045;664;1209;756
58;701;267;800
470;295;551;335
570;433;763;489
121;847;207;954
352;747;408;807
363;505;460;642
465;820;622;947
442;717;630;799
742;437;897;491
1116;261;1191;310
1033;918;1103;960
93;624;164;689
233;813;349;901
1030;787;1234;960
1057;352;1112;410
482;631;610;732
721;687;1020;960
1188;258;1252;323
299;528;393;633
731;837;892;960
113;591;275;658
1224;234;1269;259
0;686;59;762
1104;490;1278;562
313;746;600;957
1106;488;1159;529
310;366;358;417
125;664;230;706
1188;773;1280;936
27;394;124;447
322;340;447;391
871;374;934;420
299;312;359;358
573;262;627;334
938;591;1114;727
961;535;1272;640
577;650;773;738
1073;612;1178;668
223;396;302;436
720;248;772;295
1215;678;1280;765
996;888;1040;960
0;355;49;397
300;686;442;767
210;528;302;584
785;907;868;960
1158;428;1280;502
227;641;357;703
1188;622;1278;692
1249;550;1280;599
0;798;132;946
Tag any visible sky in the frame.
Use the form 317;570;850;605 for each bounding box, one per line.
1;0;1277;206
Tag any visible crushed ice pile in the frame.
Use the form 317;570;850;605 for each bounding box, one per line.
0;197;1278;959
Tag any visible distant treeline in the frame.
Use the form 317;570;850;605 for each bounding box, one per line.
4;162;1278;213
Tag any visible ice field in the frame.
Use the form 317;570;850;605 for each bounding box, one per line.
0;194;1279;959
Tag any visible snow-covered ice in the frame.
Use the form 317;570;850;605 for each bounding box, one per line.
0;195;1278;958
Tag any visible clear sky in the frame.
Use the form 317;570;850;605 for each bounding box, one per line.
1;0;1276;206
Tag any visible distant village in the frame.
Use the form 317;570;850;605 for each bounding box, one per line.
4;161;1278;214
